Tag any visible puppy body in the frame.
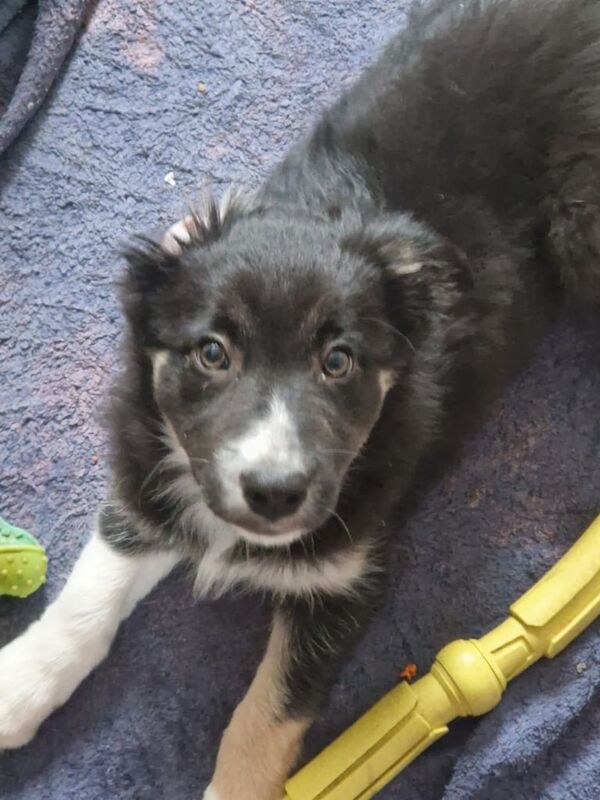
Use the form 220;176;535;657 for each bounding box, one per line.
1;1;599;797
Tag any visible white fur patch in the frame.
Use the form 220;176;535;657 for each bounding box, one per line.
229;527;305;548
0;532;179;749
152;350;169;391
378;369;396;395
389;260;423;276
215;395;306;516
162;217;193;255
194;538;371;600
230;396;304;470
203;786;220;800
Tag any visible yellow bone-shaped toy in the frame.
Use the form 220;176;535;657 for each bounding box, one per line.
284;514;600;800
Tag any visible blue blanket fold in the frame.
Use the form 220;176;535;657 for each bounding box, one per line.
0;0;89;154
0;1;598;798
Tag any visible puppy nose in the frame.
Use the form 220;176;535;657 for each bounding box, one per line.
241;470;309;522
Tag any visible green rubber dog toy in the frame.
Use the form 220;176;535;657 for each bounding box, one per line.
0;515;48;598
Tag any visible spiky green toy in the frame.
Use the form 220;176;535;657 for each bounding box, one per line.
0;515;47;598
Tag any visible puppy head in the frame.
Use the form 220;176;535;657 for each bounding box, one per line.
121;191;460;547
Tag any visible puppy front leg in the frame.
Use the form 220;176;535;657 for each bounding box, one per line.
206;582;383;800
0;520;180;748
204;613;310;800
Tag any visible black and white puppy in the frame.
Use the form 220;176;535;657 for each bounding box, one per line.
1;0;600;797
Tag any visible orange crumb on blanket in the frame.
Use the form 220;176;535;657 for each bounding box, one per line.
399;663;418;682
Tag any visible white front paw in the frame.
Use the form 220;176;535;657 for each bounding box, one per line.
203;786;221;800
0;627;63;749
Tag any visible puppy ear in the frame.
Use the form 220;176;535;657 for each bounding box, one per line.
121;189;234;301
118;237;183;342
343;212;472;344
121;237;180;294
119;187;256;341
162;186;256;255
343;213;456;279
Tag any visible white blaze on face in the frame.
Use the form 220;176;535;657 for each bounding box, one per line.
216;395;306;511
236;396;304;470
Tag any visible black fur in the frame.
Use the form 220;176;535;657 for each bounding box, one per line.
279;581;386;718
105;0;600;719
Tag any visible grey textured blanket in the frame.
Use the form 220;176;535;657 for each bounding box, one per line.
1;2;599;798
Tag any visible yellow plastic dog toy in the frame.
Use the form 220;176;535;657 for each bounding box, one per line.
284;514;600;800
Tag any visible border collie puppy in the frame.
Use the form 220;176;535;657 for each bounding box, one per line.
1;0;599;797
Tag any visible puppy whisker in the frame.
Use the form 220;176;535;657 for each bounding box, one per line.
317;448;358;457
360;316;416;354
325;507;354;545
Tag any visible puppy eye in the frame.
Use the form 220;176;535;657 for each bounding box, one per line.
322;347;353;379
195;339;229;371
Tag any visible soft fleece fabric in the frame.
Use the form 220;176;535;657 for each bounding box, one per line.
0;2;599;798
